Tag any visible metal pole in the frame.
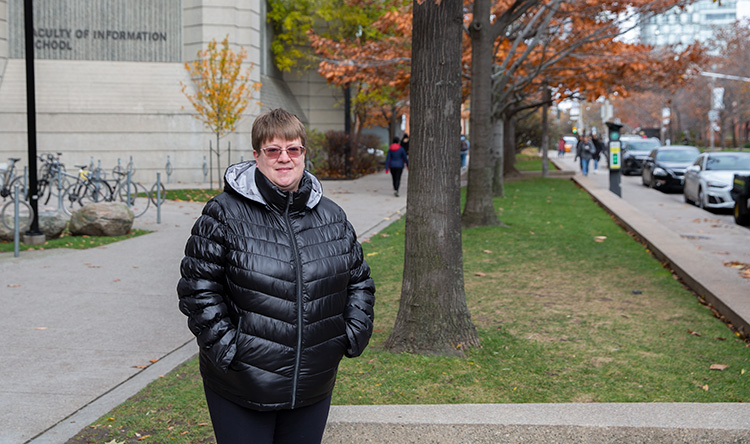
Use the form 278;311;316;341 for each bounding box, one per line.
57;166;63;212
127;170;132;208
23;0;42;238
156;172;162;225
14;184;20;257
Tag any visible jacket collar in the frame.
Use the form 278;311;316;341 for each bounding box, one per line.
223;161;323;211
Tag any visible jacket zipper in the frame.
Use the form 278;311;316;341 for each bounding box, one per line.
284;192;304;408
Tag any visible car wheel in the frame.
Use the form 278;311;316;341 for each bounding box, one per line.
698;187;707;209
735;199;750;226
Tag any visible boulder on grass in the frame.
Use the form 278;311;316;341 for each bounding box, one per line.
39;211;68;239
69;202;134;236
0;211;68;241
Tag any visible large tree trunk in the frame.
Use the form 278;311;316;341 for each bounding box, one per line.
462;0;500;228
384;0;479;356
502;115;518;177
491;118;505;198
541;84;550;178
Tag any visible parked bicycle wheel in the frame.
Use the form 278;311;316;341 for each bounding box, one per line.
61;183;87;216
1;198;34;231
149;181;167;206
61;181;112;216
118;181;150;218
88;179;112;203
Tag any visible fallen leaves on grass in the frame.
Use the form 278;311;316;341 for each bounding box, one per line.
594;236;607;243
687;330;702;337
710;364;728;371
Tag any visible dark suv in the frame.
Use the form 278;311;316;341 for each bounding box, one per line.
621;137;661;175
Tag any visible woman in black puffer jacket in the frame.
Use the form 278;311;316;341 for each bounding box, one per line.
177;109;375;444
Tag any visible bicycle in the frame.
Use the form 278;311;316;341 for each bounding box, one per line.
60;166;111;216
1;185;34;232
0;158;34;231
1;158;27;200
101;170;150;218
36;153;70;206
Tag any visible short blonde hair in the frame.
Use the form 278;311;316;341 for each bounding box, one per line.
251;108;307;152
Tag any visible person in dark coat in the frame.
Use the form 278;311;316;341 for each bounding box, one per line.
385;137;408;197
575;135;595;176
400;133;410;154
177;108;376;444
591;134;605;173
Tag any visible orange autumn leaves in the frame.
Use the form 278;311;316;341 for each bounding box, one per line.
308;1;704;105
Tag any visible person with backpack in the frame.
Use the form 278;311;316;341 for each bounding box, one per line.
385;137;409;197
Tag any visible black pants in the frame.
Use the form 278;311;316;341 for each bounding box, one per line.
390;167;404;192
204;385;332;444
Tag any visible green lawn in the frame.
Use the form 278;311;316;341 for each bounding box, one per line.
60;177;750;443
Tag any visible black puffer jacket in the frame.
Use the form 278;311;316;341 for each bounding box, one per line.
177;162;375;411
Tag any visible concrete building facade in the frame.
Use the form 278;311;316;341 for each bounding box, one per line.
639;0;750;48
0;0;345;184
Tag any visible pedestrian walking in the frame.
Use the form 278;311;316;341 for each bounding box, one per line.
385;137;408;197
557;136;565;158
177;108;376;444
460;134;470;168
575;135;595;176
591;134;605;173
400;133;410;154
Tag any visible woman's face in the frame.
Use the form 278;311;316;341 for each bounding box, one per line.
254;137;306;192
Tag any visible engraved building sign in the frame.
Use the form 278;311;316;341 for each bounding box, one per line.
9;0;181;62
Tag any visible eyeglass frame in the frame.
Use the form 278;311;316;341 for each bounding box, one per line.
259;145;307;160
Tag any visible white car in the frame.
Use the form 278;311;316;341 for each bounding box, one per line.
683;152;750;210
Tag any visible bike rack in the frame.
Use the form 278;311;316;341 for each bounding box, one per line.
13;184;21;257
156;172;162;225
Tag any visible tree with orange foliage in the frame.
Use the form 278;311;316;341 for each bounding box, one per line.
181;36;260;188
461;0;705;227
307;3;412;142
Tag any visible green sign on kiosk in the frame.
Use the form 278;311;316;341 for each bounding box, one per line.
605;121;624;197
609;140;621;170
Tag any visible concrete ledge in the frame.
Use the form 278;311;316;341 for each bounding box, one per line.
323;403;750;443
573;175;750;337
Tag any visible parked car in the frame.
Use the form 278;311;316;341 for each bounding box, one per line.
684;152;750;210
620;136;661;175
641;145;700;191
732;174;750;226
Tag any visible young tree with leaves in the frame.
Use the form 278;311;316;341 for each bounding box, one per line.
181;36;260;188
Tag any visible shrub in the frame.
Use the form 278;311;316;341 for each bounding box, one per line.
308;131;385;179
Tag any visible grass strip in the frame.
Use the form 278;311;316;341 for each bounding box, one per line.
0;229;150;253
67;177;749;444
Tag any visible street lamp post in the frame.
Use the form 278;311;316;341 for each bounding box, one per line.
23;0;44;244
